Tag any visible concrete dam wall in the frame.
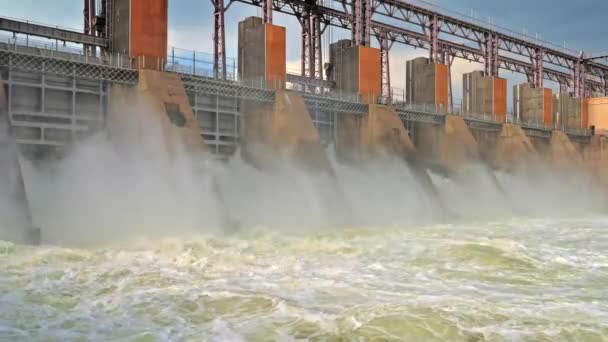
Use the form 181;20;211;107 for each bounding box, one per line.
1;16;608;244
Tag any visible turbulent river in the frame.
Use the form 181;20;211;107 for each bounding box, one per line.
2;137;608;341
1;217;607;341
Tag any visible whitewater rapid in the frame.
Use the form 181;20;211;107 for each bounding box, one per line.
1;217;607;341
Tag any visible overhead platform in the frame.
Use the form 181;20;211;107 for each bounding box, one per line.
0;17;107;47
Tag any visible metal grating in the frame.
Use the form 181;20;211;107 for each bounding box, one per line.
180;74;275;103
397;108;445;125
0;49;137;85
187;90;240;157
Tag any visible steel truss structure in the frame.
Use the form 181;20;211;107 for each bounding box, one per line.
230;0;608;96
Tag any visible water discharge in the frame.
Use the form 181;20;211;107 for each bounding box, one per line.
1;121;608;340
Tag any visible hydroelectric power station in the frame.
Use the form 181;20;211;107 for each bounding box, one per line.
1;0;608;244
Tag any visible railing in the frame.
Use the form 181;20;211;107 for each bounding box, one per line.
0;33;133;69
0;37;595;140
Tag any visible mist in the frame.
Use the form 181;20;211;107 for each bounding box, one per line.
2;105;607;246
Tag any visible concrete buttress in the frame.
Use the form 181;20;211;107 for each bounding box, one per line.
415;115;481;173
240;90;331;171
108;70;207;156
584;134;608;189
0;81;37;243
336;104;415;162
492;123;538;171
547;130;584;169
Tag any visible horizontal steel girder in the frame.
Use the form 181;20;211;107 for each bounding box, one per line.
0;17;107;47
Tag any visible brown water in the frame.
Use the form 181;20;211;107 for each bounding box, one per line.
1;217;607;341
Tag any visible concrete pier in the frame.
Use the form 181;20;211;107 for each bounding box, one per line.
553;93;586;131
462;71;507;122
406;57;449;113
513;83;553;126
330;42;415;161
238;18;328;169
547;130;584;168
336;104;416;162
587;97;608;134
415;115;481;173
112;0;168;69
238;17;286;89
333;45;381;103
492;123;538;170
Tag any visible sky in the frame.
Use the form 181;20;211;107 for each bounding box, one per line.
1;0;606;107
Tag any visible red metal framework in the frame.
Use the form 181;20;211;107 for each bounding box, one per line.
212;0;228;79
262;0;273;23
83;0;95;36
351;0;371;46
298;8;323;80
481;32;499;77
227;0;608;95
377;30;393;103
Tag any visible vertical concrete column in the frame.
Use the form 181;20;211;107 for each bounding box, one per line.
462;71;507;122
513;83;553;126
111;0;168;70
587;97;608;133
492;123;538;170
237;18;328;170
553;93;586;131
331;42;417;162
238;16;286;89
406;57;449;113
333;45;381;103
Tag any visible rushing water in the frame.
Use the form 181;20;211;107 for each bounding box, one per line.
1;217;607;341
1;132;608;341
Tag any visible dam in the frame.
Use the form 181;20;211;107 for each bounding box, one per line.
1;0;608;340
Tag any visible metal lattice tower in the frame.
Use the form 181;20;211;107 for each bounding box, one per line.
427;15;441;64
482;33;499;77
299;7;323;81
378;31;393;104
529;48;544;88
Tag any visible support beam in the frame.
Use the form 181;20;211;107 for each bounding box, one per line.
378;31;393;104
212;0;227;79
573;53;585;98
262;0;272;24
427;15;441;64
298;8;323;81
351;0;371;46
531;49;544;88
482;32;499;77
